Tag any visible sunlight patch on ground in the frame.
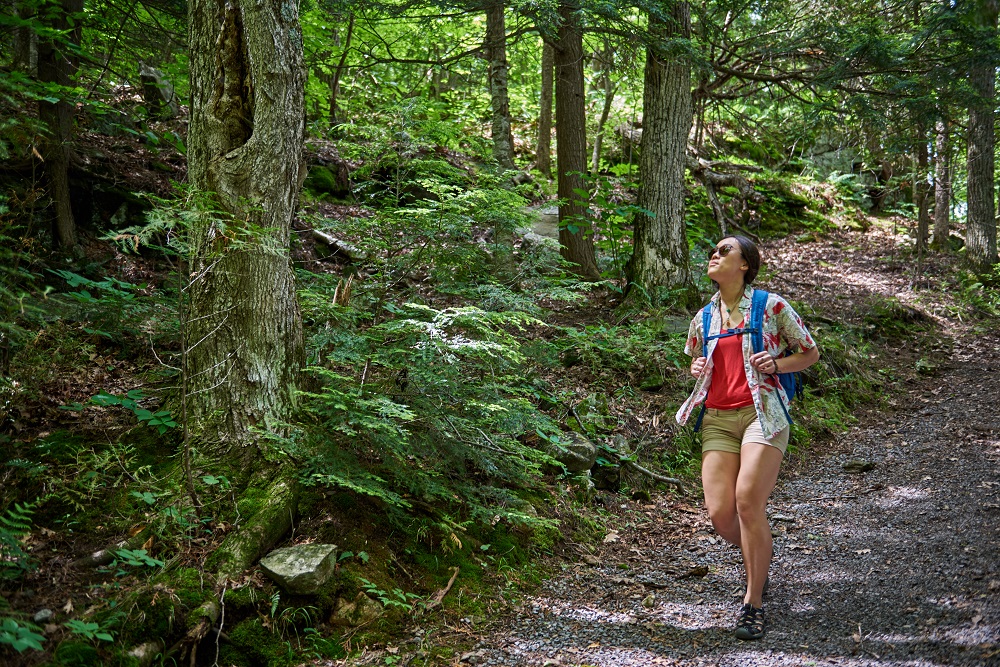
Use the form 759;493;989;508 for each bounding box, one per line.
522;595;639;625
874;485;931;508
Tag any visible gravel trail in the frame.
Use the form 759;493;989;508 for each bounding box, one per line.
467;230;1000;667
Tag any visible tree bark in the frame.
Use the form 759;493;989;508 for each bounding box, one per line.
591;41;615;176
486;1;515;169
554;2;599;280
625;2;696;305
12;1;38;74
914;128;930;254
933;117;950;249
966;1;999;271
535;41;554;178
36;0;82;251
329;13;355;127
187;0;306;459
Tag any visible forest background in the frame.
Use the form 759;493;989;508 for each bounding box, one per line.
0;0;999;665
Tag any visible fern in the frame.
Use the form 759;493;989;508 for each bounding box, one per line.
0;500;37;579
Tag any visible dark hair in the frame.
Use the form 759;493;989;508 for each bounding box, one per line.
732;235;760;284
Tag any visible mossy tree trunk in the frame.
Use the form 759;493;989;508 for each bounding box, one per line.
486;0;515;170
554;1;600;280
37;0;82;251
965;0;999;271
187;0;306;579
625;2;696;306
933;117;950;249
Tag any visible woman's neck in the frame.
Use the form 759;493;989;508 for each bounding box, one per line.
718;281;745;307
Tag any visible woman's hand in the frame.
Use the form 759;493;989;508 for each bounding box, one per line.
691;356;707;378
750;351;779;374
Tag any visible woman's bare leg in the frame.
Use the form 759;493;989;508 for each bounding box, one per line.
735;442;783;607
701;450;742;546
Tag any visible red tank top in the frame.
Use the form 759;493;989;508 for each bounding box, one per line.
706;321;754;410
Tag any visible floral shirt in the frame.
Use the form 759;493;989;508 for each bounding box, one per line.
675;285;817;440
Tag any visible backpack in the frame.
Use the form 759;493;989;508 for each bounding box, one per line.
693;289;801;431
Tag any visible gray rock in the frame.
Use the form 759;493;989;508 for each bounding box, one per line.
138;63;180;119
33;609;53;623
544;431;598;473
259;543;338;595
842;459;875;473
329;591;382;626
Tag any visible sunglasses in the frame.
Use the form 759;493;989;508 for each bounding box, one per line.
709;243;737;260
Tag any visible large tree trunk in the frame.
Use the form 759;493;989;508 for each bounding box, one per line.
966;1;999;271
486;1;515;169
554;2;599;280
36;0;82;251
535;41;554;178
933;117;950;249
625;2;695;305
914;127;931;254
187;0;306;576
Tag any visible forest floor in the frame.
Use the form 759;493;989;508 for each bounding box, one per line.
338;224;1000;667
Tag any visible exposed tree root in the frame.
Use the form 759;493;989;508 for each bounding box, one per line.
623;459;685;493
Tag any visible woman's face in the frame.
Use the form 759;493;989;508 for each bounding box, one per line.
707;237;748;285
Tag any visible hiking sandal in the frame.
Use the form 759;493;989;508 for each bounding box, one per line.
734;603;766;640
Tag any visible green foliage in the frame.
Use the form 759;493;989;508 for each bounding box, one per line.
63;619;114;643
50;270;177;345
0;499;38;580
86;389;178;435
0;617;45;653
358;578;425;612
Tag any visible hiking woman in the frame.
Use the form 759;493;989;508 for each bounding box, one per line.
676;235;819;640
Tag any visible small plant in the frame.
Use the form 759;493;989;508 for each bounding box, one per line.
62;389;178;435
358;578;424;612
62;619;114;643
0;617;44;653
101;549;164;577
0;500;37;580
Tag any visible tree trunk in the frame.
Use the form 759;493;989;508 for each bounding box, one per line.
554;2;599;280
591;41;615;176
966;1;999;271
914;128;930;254
933;117;950;249
12;1;38;74
625;2;696;305
188;0;306;455
535;41;554;178
486;1;515;169
329;13;355;127
187;0;306;583
36;0;82;251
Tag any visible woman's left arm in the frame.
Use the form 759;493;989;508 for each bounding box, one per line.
773;346;819;374
749;296;821;374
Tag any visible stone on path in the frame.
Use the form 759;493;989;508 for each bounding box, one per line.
259;543;337;595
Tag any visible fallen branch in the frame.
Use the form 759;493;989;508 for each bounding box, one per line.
623;460;684;494
424;566;460;611
312;229;368;261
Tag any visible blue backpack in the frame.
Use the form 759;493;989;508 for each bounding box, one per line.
693;289;801;431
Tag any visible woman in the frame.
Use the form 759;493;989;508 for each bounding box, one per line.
676;236;819;640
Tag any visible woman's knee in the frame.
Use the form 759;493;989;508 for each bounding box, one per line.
707;503;737;530
735;491;767;522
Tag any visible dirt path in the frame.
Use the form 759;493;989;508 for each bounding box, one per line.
462;227;1000;666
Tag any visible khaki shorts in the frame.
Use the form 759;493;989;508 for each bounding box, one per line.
701;405;789;456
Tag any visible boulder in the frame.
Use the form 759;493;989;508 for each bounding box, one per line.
259;543;338;595
544;431;598;473
329;592;382;626
139;63;180;119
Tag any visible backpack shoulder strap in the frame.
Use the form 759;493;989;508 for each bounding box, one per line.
749;289;769;354
701;303;713;358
